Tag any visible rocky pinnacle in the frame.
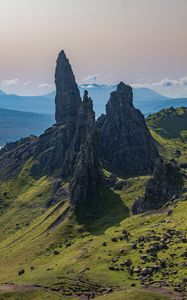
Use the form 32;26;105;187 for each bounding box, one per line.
55;50;82;124
97;82;158;176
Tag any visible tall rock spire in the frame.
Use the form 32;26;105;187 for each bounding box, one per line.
55;50;82;123
97;82;158;176
62;90;100;206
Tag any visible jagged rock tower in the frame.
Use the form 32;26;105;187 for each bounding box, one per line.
97;82;158;176
32;50;100;205
31;51;83;176
63;91;100;206
55;50;82;124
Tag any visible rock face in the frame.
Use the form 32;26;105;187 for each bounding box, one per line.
31;52;100;205
0;136;37;179
63;91;100;206
31;51;82;176
97;82;158;176
30;124;74;176
55;50;81;124
132;158;185;214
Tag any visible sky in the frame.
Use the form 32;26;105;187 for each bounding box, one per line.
0;0;187;97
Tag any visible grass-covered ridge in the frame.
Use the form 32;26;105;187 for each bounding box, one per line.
146;107;187;141
147;107;187;165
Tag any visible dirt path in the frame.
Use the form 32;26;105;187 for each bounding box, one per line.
0;283;37;292
144;287;186;300
0;283;186;300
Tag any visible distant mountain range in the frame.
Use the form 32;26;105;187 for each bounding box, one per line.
0;108;54;146
0;85;186;145
79;84;187;117
0;90;55;114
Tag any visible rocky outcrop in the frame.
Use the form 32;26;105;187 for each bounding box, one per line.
31;51;82;177
0;50;100;207
66;91;100;206
97;82;158;176
31;54;100;205
0;136;37;179
55;50;81;124
132;158;185;214
30;123;75;176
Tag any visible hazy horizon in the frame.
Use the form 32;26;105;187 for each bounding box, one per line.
0;0;187;97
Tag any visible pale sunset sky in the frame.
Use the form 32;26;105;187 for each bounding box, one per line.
0;0;187;96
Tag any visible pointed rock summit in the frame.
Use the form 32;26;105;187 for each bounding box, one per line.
31;50;82;176
31;52;100;206
55;50;81;124
97;82;158;176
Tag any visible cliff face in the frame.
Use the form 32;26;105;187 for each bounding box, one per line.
97;82;158;176
64;91;100;206
31;53;100;205
31;51;82;177
132;158;185;214
0;136;37;179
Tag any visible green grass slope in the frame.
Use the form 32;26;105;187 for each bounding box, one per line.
0;107;186;299
147;107;187;165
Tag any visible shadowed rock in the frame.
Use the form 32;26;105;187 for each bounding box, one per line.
132;158;185;214
31;51;82;176
0;136;37;179
97;82;158;176
55;50;81;124
63;91;100;205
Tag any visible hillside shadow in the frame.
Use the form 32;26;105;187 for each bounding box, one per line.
74;184;130;236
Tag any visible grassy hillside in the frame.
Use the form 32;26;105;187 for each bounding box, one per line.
0;107;186;299
0;163;186;299
147;107;187;166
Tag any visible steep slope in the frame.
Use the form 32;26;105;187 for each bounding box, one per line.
147;107;187;141
0;162;186;299
147;107;187;167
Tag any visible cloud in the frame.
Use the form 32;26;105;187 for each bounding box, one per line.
104;74;113;79
1;78;20;86
151;78;178;87
38;83;53;88
132;76;187;89
23;80;32;86
82;74;99;83
180;76;187;86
